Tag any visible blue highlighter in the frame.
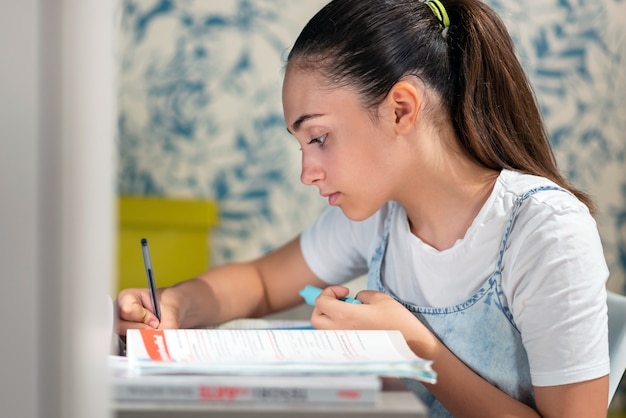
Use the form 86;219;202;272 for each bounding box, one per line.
299;285;362;306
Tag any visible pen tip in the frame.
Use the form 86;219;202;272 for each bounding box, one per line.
141;238;147;245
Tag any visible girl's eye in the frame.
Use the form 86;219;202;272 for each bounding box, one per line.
307;134;328;147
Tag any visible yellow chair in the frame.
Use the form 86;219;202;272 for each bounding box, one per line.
116;196;218;294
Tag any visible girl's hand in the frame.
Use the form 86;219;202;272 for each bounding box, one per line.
309;285;426;341
115;287;181;335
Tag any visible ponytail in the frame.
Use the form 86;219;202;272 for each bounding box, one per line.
444;0;596;214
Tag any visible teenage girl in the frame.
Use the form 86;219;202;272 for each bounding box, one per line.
116;1;610;416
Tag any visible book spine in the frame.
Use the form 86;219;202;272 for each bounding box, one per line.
113;382;378;404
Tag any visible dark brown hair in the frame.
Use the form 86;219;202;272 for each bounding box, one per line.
287;0;596;214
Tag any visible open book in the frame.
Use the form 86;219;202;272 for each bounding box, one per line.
125;328;436;383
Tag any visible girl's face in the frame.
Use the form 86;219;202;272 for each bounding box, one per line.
282;68;399;221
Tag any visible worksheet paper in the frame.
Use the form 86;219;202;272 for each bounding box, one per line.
125;328;436;383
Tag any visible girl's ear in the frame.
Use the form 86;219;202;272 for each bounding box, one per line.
387;80;421;135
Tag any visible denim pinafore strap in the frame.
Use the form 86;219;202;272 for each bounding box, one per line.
367;186;564;417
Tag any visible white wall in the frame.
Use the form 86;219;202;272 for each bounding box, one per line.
0;1;116;417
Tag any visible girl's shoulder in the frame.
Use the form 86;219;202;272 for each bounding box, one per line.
496;170;590;216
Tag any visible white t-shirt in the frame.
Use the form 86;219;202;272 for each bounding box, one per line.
300;169;610;387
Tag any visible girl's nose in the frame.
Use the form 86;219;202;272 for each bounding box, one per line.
300;153;324;185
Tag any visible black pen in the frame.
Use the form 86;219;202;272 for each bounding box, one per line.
141;238;161;321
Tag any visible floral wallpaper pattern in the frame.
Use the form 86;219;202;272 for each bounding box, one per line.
118;0;329;263
117;0;626;294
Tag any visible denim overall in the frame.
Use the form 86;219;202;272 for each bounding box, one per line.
367;186;563;417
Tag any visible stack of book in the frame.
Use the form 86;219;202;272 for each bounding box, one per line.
111;320;436;405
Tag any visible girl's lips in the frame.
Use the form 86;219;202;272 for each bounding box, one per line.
327;192;340;205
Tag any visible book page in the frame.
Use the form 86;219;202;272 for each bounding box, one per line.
128;329;417;364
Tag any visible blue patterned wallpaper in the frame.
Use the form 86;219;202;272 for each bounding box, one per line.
117;0;626;294
117;0;329;263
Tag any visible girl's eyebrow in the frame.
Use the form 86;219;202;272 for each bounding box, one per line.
287;113;325;134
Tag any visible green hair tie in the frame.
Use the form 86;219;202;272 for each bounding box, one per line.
425;0;450;37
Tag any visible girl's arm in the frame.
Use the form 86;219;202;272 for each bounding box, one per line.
116;236;326;332
421;335;608;418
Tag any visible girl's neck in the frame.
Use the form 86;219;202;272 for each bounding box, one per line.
389;103;500;250
400;163;500;251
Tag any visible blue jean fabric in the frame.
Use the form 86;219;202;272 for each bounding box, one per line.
367;187;563;417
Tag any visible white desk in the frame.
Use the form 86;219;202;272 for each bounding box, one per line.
113;389;427;418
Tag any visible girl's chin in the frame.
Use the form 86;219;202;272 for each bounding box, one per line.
338;205;378;222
